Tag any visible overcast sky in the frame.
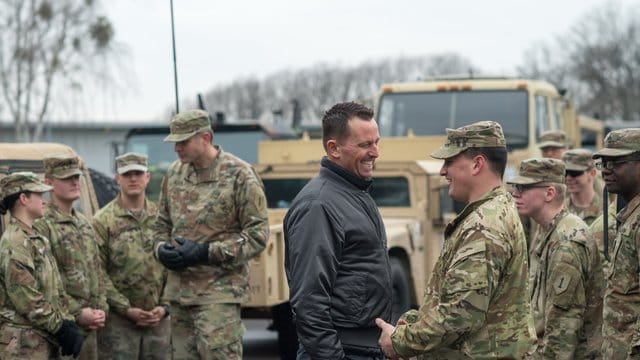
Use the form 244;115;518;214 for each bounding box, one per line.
85;0;636;122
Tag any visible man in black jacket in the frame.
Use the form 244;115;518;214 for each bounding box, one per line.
283;101;392;359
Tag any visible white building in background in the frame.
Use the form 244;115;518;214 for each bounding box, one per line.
0;121;166;176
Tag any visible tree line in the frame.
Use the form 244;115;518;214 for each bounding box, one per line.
1;1;640;142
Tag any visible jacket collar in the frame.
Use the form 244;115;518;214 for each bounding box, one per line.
321;156;372;191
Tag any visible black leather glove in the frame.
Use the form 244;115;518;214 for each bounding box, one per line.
175;237;209;267
54;319;84;358
157;242;185;270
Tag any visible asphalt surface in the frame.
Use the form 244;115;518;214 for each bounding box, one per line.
243;318;282;360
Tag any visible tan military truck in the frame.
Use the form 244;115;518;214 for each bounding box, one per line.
0;143;101;224
244;76;605;357
245;136;451;358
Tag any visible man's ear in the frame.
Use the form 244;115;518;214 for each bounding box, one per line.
471;155;485;175
326;139;340;158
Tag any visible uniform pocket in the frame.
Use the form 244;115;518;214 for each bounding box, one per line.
0;325;48;357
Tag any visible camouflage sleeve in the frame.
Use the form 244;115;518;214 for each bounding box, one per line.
92;218;131;315
3;251;65;334
82;217;108;311
153;174;172;257
391;226;507;356
537;242;587;358
207;169;269;266
33;220;83;317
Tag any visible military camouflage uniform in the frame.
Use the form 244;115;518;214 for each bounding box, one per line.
0;172;72;359
591;129;640;358
34;155;107;360
390;121;536;359
509;158;604;359
562;149;603;226
93;174;170;358
589;200;616;275
154;110;269;360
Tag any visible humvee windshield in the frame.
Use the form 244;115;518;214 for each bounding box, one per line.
263;176;410;209
377;90;528;148
125;129;267;200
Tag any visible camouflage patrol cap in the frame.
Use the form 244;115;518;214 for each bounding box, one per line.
430;120;506;160
115;152;148;174
593;128;640;159
562;148;594;171
538;130;568;149
507;158;565;185
43;154;83;179
163;109;212;142
0;172;52;201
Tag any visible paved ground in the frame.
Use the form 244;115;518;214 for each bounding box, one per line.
243;318;281;360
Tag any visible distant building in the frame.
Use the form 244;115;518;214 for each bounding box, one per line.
0;121;165;176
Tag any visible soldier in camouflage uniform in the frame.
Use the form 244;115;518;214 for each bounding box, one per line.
592;128;640;358
538;130;569;159
376;121;536;359
34;155;108;360
562;149;602;225
589;200;616;275
153;109;269;360
93;153;170;360
508;158;604;358
0;172;84;359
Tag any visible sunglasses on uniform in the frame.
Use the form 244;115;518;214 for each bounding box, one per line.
565;170;585;177
594;158;640;170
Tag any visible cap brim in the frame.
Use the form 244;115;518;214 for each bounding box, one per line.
52;169;83;179
538;141;566;149
117;164;148;174
592;148;636;159
25;183;53;193
506;176;543;185
163;132;197;142
564;163;589;171
430;146;464;160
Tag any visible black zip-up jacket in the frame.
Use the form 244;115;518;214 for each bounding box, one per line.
284;157;392;359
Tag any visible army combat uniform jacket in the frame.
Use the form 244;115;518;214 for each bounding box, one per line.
93;196;166;315
529;210;604;359
391;186;536;359
0;218;73;355
34;203;107;316
602;194;640;358
153;147;269;305
564;191;603;226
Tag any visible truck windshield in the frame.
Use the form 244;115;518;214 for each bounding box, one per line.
125;131;265;165
377;90;529;149
124;129;267;200
263;176;410;209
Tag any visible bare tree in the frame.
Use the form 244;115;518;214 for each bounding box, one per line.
203;53;477;125
0;0;115;141
518;2;640;121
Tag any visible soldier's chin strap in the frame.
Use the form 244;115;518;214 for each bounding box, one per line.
603;185;609;262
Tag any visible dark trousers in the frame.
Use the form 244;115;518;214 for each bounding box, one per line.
296;343;384;360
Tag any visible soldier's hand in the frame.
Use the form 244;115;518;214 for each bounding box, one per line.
375;318;398;359
175;237;209;267
126;307;153;325
157;242;185;270
55;320;85;358
136;306;166;327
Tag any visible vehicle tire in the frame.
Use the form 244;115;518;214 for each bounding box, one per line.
390;257;412;324
271;302;298;360
89;168;119;208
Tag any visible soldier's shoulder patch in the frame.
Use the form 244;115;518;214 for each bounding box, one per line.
553;273;572;295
